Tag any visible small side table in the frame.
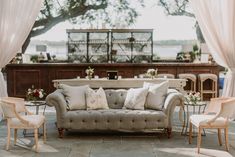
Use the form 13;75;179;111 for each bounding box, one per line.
25;101;47;115
23;101;47;137
181;101;207;136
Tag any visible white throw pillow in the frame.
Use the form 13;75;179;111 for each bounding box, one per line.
86;87;109;110
143;81;169;110
59;84;89;110
124;87;148;110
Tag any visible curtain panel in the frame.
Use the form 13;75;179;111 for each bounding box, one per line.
0;0;43;97
190;0;235;97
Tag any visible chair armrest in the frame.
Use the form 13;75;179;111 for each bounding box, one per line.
163;91;184;128
1;100;30;125
46;89;67;116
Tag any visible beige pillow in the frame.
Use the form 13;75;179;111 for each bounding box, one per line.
143;81;169;110
85;87;109;110
123;87;148;110
59;84;89;110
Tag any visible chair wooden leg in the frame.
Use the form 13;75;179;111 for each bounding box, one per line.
218;128;222;146
197;127;202;154
43;122;46;143
225;127;229;151
189;122;193;144
34;129;39;153
6;125;11;150
14;129;17;145
58;128;64;138
166;128;172;138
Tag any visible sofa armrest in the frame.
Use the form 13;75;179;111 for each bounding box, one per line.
46;89;67;116
163;90;184;128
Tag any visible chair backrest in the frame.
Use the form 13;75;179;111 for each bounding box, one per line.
0;97;26;118
205;97;230;114
219;98;235;119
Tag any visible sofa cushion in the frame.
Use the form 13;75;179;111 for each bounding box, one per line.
86;87;109;110
143;81;169;110
59;84;89;110
105;89;127;109
65;109;167;130
124;87;148;110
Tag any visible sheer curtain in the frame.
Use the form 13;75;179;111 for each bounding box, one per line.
190;0;235;96
0;0;43;97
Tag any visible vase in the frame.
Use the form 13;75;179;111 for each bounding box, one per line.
88;75;92;80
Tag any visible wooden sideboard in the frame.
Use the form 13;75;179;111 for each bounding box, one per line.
6;63;220;98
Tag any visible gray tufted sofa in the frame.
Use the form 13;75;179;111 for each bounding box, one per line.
46;88;184;138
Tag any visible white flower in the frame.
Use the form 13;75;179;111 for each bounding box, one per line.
39;91;43;98
185;92;201;104
147;69;156;76
85;67;94;75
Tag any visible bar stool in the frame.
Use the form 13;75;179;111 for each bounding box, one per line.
178;73;196;93
157;74;175;79
198;73;218;100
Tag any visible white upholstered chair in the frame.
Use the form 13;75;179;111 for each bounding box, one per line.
189;97;235;153
0;97;46;152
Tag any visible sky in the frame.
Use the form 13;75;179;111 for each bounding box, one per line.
32;1;197;41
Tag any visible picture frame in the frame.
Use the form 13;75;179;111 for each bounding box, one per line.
107;71;118;80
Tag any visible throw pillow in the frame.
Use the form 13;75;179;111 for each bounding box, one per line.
59;84;89;110
123;87;148;110
143;81;169;110
86;87;109;110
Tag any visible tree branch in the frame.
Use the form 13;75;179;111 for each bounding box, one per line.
159;0;194;17
44;0;52;18
31;1;108;37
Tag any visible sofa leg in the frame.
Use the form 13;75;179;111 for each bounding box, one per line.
166;128;172;138
58;128;64;138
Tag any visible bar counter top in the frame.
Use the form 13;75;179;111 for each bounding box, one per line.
6;62;219;67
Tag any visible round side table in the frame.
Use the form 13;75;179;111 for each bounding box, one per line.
25;101;47;115
181;101;207;136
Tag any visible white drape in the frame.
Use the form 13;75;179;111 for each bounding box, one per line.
0;0;43;97
190;0;235;97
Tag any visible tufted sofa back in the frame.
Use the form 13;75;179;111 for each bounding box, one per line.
104;89;127;109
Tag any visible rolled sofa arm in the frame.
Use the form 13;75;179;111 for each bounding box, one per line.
46;89;67;118
163;89;184;128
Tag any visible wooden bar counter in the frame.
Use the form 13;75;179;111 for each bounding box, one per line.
6;63;220;97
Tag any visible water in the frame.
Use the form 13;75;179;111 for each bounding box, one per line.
25;40;183;61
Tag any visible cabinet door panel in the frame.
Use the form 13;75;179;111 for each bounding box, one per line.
14;70;41;97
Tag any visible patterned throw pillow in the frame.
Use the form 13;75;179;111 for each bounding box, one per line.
123;87;148;110
85;87;109;110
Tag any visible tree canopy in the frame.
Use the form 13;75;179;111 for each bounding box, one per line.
32;0;144;38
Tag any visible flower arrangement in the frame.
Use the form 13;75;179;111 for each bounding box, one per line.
147;68;157;79
185;92;201;105
26;85;46;101
85;66;94;80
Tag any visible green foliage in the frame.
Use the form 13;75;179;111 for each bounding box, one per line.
30;55;39;63
193;44;199;52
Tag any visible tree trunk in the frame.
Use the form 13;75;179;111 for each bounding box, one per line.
195;22;205;43
22;32;31;54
